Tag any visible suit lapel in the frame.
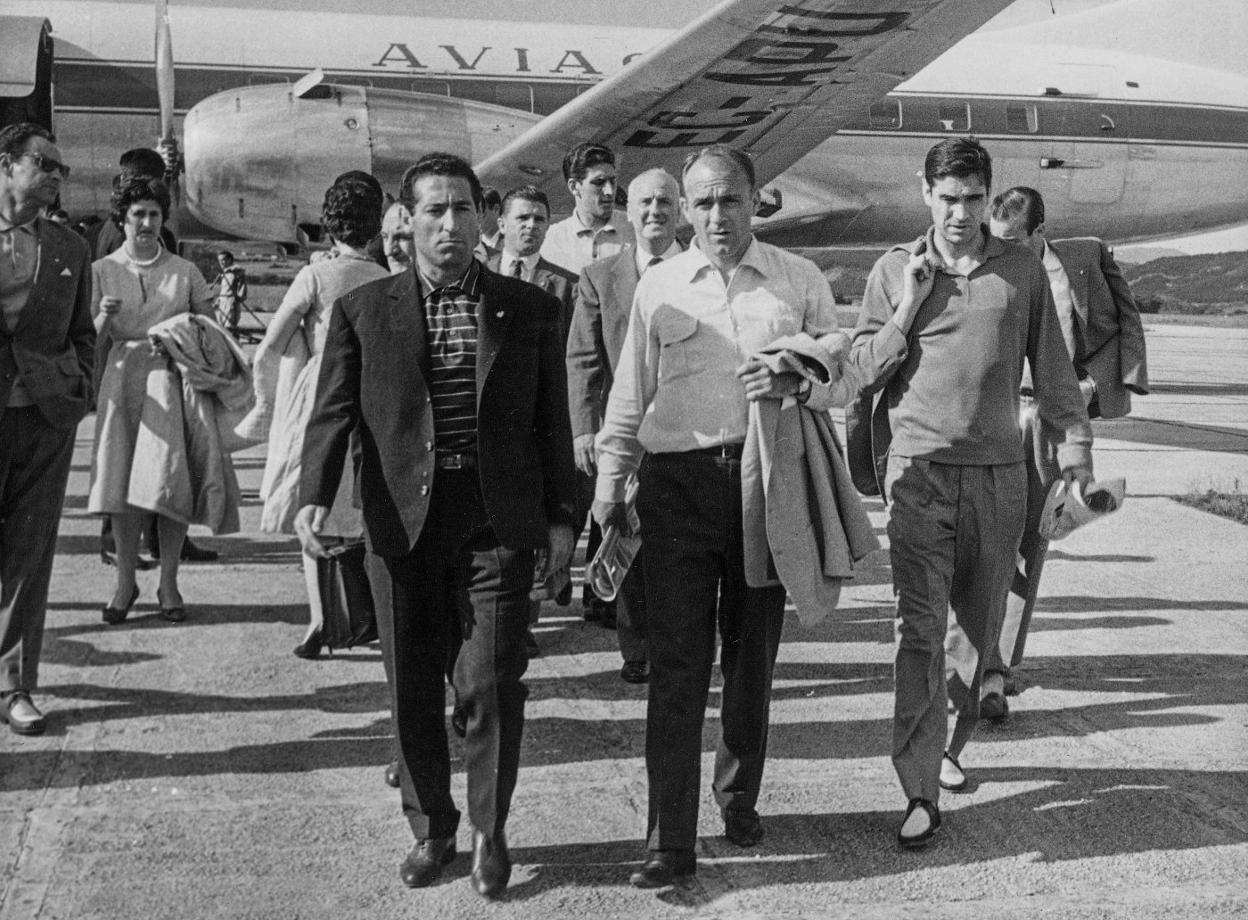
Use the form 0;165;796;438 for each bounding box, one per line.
12;219;57;337
475;270;517;400
1052;242;1090;328
608;252;640;343
390;268;430;381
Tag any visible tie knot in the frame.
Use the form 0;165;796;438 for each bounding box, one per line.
510;258;524;278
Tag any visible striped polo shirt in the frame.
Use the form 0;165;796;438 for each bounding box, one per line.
420;260;481;458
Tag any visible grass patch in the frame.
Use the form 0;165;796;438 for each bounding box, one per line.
1175;486;1248;525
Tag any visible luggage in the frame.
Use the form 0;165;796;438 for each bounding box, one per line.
315;541;378;650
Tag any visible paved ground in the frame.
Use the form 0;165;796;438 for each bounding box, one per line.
2;323;1246;920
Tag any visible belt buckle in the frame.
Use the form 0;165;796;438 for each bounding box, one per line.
442;454;463;470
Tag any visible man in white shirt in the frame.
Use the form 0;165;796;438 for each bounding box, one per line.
540;142;634;275
565;168;683;684
593;145;848;887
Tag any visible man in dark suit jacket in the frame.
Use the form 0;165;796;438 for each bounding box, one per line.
296;154;576;899
565;168;684;683
0;124;95;736
485;185;577;339
975;185;1149;718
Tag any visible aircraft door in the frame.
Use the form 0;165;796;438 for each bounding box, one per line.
1035;68;1126;209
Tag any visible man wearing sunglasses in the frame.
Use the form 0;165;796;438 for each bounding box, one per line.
0;123;95;736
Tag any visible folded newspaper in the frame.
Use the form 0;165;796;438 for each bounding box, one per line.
1038;477;1126;541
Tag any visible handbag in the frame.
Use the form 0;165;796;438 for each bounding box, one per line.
315;540;378;650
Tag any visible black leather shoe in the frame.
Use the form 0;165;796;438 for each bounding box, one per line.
399;836;456;888
471;829;511;899
293;630;324;660
980;691;1009;723
1;690;46;736
102;585;140;625
723;810;764;847
619;660;649;684
629;849;696;888
384;760;400;788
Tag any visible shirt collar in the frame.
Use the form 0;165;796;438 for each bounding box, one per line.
1041;239;1063;270
573;210;621;238
686;235;761;282
634;239;681;274
901;225;1004;271
420;258;481;300
501;251;541;274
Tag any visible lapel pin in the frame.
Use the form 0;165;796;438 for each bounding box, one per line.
496;310;505;318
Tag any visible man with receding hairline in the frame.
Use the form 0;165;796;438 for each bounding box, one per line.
567;167;684;683
595;144;849;886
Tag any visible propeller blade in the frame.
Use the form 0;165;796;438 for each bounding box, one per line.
155;0;175;143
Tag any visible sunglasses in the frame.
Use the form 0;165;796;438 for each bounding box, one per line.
16;152;71;179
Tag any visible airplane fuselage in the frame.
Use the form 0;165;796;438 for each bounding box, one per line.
8;0;1247;246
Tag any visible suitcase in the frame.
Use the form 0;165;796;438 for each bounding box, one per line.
315;541;378;650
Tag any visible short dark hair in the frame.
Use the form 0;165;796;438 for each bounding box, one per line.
991;186;1045;235
110;175;171;229
562;142;615;184
217;250;235;262
681;144;756;191
399;153;483;210
500;185;550;218
333;170;383;200
119;147;166;179
322;178;383;247
481;185;501;210
923;137;992;190
0;123;54;159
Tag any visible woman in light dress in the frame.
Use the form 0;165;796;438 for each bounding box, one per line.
89;176;214;624
249;178;389;658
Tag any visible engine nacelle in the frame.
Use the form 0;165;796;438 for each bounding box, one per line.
183;80;540;242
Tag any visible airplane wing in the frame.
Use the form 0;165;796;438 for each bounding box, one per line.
476;0;1013;200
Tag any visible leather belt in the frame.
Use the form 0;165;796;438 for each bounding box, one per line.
691;442;744;462
435;453;478;470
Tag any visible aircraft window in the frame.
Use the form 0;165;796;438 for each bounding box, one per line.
868;100;902;130
937;101;970;132
492;83;534;112
410;79;450;97
533;82;580;115
1005;102;1039;133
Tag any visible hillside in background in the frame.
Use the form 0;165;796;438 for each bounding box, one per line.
1121;251;1248;315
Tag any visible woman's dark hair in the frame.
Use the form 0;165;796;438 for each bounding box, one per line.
110;175;171;229
322;178;383;247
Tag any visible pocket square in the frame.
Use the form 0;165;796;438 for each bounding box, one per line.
59;267;72;276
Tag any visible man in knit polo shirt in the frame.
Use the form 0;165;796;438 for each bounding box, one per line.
850;138;1093;849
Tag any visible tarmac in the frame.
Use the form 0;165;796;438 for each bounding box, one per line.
1;322;1246;920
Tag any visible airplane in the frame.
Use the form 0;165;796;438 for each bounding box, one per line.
2;0;1246;250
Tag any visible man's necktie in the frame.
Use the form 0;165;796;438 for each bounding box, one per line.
510;259;524;279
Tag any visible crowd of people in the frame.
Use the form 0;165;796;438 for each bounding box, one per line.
0;120;1148;899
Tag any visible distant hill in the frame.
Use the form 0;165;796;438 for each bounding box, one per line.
1114;245;1189;265
1121;251;1248;315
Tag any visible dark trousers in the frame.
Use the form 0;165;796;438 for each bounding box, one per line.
885;457;1026;803
0;407;76;693
636;451;786;852
616;548;647;664
367;469;534;840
